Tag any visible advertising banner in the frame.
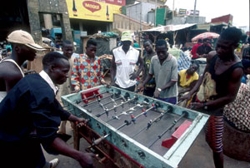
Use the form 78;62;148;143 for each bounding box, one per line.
178;8;187;15
66;0;124;22
190;10;199;16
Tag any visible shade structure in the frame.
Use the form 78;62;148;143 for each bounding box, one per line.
142;23;196;33
142;26;166;33
192;32;220;42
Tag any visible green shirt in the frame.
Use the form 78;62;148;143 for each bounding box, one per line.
149;54;178;98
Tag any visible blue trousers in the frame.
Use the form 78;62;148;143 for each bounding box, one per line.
157;97;177;105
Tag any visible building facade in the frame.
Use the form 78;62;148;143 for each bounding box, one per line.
0;0;73;44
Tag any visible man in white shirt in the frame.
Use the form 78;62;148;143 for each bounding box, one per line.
110;30;143;92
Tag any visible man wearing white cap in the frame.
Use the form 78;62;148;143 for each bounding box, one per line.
110;30;143;92
0;30;59;167
0;30;44;101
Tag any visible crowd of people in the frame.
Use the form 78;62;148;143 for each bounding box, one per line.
0;27;249;168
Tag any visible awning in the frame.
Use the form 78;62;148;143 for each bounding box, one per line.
164;23;196;31
142;26;166;32
142;23;196;32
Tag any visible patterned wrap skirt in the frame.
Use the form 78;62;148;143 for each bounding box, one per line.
205;115;224;153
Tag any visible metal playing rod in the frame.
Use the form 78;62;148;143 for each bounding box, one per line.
106;103;143;123
81;92;103;102
100;96;121;108
84;95;101;107
91;134;109;147
115;103;156;132
116;120;131;130
97;98;119;113
83;92;98;105
148;111;187;148
130;103;156;124
110;96;117;105
131;106;173;138
86;97;124;114
75;91;106;104
95;96;138;117
85;134;110;155
90;95;121;111
83;93;114;107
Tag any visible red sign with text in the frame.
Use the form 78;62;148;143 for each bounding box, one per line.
66;0;124;22
83;1;102;13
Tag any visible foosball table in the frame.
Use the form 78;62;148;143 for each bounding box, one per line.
61;86;209;168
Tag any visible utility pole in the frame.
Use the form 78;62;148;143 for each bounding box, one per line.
172;0;175;46
172;0;175;24
139;1;142;45
193;0;197;23
140;1;142;32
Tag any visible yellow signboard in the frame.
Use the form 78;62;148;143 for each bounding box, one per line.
66;0;123;22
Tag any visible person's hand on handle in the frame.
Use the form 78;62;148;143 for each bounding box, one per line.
75;118;89;127
77;152;96;168
137;83;144;92
153;89;160;98
129;72;137;80
179;92;192;102
190;102;203;110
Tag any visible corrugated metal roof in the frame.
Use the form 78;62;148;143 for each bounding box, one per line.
142;23;196;32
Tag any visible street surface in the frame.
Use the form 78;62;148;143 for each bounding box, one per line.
44;118;250;168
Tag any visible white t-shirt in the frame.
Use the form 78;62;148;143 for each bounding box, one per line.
113;46;139;88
